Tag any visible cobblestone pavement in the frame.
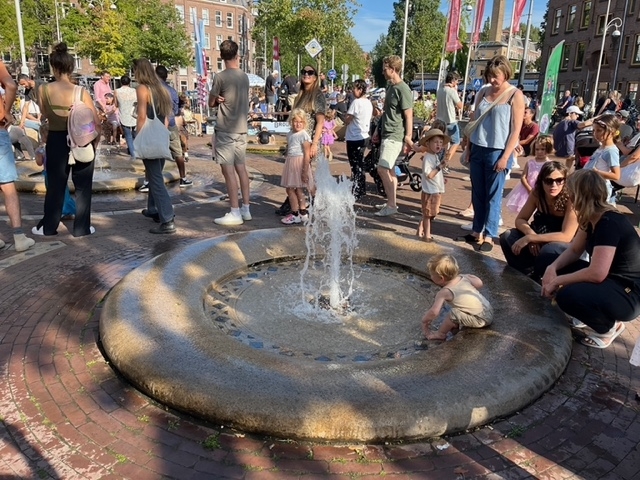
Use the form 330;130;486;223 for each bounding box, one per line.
1;137;640;479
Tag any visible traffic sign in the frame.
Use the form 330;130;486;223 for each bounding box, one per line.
327;69;337;81
305;38;323;58
473;78;483;90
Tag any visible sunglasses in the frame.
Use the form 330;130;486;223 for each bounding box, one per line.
543;177;565;186
486;59;505;68
301;69;316;76
594;120;607;127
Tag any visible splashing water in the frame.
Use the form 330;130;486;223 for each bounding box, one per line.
300;156;358;313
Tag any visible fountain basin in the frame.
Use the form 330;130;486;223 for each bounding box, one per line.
100;228;572;443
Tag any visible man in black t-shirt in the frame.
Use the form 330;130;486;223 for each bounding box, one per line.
320;73;328;93
265;71;278;106
283;74;299;108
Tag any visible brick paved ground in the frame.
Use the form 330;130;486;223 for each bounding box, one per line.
1;137;640;479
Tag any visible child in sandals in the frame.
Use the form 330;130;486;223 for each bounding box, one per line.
421;254;493;340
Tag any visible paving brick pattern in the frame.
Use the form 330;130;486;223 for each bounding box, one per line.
1;138;640;479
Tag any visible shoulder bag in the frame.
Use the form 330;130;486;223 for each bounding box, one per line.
133;90;171;160
460;86;517;166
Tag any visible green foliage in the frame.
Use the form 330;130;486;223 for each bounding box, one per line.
480;17;491;42
0;0;190;76
253;0;365;79
370;0;446;84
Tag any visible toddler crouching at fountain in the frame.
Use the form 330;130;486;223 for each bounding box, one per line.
421;254;493;341
281;108;315;225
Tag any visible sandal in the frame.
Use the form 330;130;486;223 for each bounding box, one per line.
580;322;625;349
455;233;478;244
479;241;494;252
457;208;474;219
568;317;588;329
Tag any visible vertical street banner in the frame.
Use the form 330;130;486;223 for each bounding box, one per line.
513;0;528;33
191;10;208;110
472;0;486;43
445;0;462;53
539;40;565;134
273;37;281;80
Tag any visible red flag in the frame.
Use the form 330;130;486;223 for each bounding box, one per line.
513;0;528;34
445;0;462;53
472;0;486;44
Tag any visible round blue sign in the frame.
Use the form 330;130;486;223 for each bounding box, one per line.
327;69;337;80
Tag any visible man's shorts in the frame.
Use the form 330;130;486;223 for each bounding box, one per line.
446;122;461;145
377;138;404;170
168;125;183;160
421;192;442;217
267;95;276;105
0;130;18;184
214;131;247;166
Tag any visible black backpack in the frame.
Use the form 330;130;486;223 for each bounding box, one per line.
278;83;289;97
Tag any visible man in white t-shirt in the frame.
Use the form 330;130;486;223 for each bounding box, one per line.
344;79;373;199
436;72;463;166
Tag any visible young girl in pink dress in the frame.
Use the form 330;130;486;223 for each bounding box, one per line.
321;109;338;161
505;137;553;213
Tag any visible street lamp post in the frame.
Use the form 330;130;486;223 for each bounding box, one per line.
612;0;630;92
14;0;29;75
401;0;410;77
591;0;621;110
460;0;479;120
452;3;474;71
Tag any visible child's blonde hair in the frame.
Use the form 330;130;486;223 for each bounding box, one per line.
535;135;554;154
289;108;308;127
427;254;459;281
325;109;335;121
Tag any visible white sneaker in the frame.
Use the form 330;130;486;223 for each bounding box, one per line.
499;218;503;227
32;226;44;236
89;226;96;235
505;170;511;181
281;213;301;225
240;207;252;221
299;213;309;224
461;223;473;231
375;205;398;216
375;203;387;210
214;212;244;226
0;239;4;249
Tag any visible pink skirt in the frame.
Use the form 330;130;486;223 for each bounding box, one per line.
281;155;315;190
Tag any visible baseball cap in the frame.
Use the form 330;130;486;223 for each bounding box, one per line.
566;106;583;115
617;110;630;118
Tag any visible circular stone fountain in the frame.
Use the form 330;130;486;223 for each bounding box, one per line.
100;228;572;443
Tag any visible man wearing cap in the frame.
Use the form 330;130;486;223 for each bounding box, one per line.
616;110;633;143
553;105;582;168
265;70;278;107
518;107;539;156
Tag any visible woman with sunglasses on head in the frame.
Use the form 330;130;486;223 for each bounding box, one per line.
456;55;525;252
276;66;326;215
582;114;620;204
499;161;578;280
541;169;640;349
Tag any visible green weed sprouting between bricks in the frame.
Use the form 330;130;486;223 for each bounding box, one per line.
167;419;180;431
202;433;221;450
137;414;150;423
506;425;527;438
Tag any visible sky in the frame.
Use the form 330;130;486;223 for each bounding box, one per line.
351;0;548;52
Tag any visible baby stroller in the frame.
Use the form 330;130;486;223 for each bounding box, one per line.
395;151;422;192
363;142;386;196
574;129;598;169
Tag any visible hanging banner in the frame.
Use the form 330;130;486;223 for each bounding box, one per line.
513;0;528;34
472;0;487;44
273;37;281;80
445;0;462;53
539;40;565;134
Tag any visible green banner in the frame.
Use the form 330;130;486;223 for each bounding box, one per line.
539;40;565;135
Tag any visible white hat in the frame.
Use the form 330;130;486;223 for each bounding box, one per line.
566;106;583;115
272;70;279;75
617;110;630;118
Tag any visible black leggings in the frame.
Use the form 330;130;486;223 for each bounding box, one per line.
347;138;368;199
499;228;569;280
537;251;640;334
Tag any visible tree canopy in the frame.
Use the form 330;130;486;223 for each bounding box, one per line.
252;0;366;81
0;0;191;76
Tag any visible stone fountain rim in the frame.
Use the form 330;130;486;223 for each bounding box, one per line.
99;227;572;443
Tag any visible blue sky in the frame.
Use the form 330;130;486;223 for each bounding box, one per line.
351;0;548;52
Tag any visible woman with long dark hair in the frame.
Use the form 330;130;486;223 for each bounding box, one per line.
499;161;578;279
35;42;100;237
541;169;640;349
133;58;176;234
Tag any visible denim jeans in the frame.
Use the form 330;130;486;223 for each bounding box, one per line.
499;228;569;279
143;158;174;223
470;144;506;239
122;125;136;156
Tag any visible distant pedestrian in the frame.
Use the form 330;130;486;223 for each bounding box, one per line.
115;75;137;158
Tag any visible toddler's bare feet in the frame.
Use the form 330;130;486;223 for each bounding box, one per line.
416;224;424;238
426;331;447;341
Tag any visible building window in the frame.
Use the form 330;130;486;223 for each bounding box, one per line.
561;43;571;70
175;5;184;23
628;82;638;101
630;0;637;15
2;52;10;62
216;35;223;50
227;35;234;42
74;54;81;71
227;12;233;28
633;34;640;64
566;5;577;32
204;33;211;50
189;7;196;24
580;1;591;29
238;18;243;34
180;80;187;92
215;11;222;27
596;15;612;36
575;42;586;69
202;9;209;26
179;67;187;75
623;35;631;60
552;9;562;34
217;58;224;71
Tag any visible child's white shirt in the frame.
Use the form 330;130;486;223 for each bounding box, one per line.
287;129;311;157
422;152;445;194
